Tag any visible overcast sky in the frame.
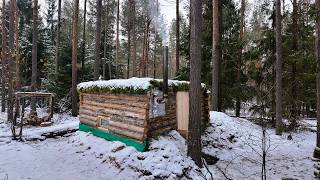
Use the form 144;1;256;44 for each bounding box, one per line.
37;0;187;24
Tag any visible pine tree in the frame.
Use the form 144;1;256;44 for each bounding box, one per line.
132;0;137;77
31;0;38;112
236;0;245;117
71;0;79;116
275;0;283;135
1;0;7;112
15;6;20;90
188;0;203;168
55;0;61;78
7;0;16;122
211;0;220;111
315;0;320;157
176;0;180;75
115;0;120;78
94;0;102;80
81;0;87;81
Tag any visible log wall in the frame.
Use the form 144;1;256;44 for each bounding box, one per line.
79;93;149;142
79;91;209;143
149;93;177;137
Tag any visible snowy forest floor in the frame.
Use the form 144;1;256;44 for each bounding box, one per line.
0;110;316;180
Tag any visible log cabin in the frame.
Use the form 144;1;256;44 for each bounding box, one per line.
77;78;209;151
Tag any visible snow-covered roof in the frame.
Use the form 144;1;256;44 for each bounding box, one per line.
77;77;196;94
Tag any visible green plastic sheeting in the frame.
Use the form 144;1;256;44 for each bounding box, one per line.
79;123;148;152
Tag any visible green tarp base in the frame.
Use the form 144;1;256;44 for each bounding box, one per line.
79;123;148;152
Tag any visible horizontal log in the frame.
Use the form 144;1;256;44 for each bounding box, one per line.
82;100;147;114
82;93;148;103
79;114;97;123
150;126;175;136
80;104;147;120
81;97;148;109
80;117;97;127
80;107;147;128
79;109;97;117
16;92;54;97
98;126;145;142
150;122;177;131
97;116;145;133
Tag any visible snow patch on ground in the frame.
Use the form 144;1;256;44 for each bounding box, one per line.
0;111;316;179
0;112;78;139
0;130;205;179
203;111;315;179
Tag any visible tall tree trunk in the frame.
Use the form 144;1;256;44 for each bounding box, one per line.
71;0;79;117
81;0;87;81
176;0;180;75
141;18;147;77
127;0;132;79
55;0;61;79
145;19;150;77
211;0;220;111
115;0;120;78
188;0;203;168
275;0;283;135
15;7;20;90
141;18;150;77
132;0;137;77
153;0;158;79
290;0;298;124
7;0;15;122
94;0;102;80
31;0;38;112
315;0;320;157
103;0;109;80
1;0;7;112
236;0;245;117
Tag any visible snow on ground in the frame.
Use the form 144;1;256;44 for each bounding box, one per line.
204;112;316;179
0;111;205;180
0;110;316;179
0;110;79;140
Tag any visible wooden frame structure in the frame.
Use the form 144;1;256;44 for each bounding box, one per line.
14;92;54;124
11;92;54;139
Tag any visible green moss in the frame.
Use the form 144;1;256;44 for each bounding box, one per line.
77;85;150;94
78;79;206;94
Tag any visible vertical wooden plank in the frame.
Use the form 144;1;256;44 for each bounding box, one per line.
176;91;189;134
48;95;53;119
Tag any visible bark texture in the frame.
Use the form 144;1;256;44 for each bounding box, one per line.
115;0;120;78
188;0;203;168
71;0;79;117
176;0;180;75
315;0;320;148
55;0;61;78
236;0;245;117
275;0;283;135
7;0;15;122
31;0;38;112
211;0;220;111
1;0;7;112
81;0;87;81
94;0;102;80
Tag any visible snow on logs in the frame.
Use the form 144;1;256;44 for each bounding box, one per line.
77;78;209;144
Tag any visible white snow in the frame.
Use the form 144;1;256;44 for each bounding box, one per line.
77;77;195;91
0;110;316;179
0;112;78;140
204;111;316;179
